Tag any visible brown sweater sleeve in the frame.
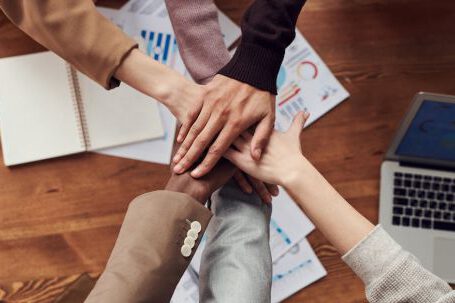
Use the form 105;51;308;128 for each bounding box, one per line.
0;0;137;89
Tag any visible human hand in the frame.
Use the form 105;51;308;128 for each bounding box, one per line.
233;171;279;204
165;144;236;204
163;75;204;131
172;74;276;178
224;111;310;187
115;49;204;133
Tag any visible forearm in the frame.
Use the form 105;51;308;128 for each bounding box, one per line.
219;0;307;93
283;158;374;255
85;191;212;303
0;0;137;89
343;226;455;303
115;49;180;106
165;0;230;83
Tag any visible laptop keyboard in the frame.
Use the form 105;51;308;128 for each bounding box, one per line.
392;172;455;232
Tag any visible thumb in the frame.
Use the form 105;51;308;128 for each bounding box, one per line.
288;111;309;137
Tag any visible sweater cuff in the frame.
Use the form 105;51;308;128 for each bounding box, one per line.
218;42;284;94
342;225;403;286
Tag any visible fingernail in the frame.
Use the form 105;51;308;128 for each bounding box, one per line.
174;164;183;174
177;135;182;143
191;167;201;178
303;111;310;119
246;186;253;194
254;149;262;159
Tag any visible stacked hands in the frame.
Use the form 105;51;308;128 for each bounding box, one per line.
166;95;310;204
161;72;280;203
118;49;310;203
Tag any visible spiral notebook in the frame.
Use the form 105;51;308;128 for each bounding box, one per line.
0;51;164;166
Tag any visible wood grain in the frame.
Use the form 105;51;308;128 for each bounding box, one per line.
1;0;455;302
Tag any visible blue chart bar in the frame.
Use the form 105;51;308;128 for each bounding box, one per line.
162;34;171;64
271;219;291;245
272;259;312;281
141;30;176;65
154;33;162;61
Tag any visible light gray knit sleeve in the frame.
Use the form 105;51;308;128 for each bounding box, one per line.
342;225;454;303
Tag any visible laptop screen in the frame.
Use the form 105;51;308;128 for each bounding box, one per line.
396;100;455;162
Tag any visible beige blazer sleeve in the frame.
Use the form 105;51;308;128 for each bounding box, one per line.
84;190;212;303
0;0;137;89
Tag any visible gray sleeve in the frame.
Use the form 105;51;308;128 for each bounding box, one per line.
342;225;455;303
199;180;272;303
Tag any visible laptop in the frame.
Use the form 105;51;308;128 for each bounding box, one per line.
379;92;455;283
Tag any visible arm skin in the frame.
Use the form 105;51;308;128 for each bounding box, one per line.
224;112;375;255
225;112;455;302
165;0;279;201
85;146;236;303
283;158;375;255
0;0;205;127
172;0;308;178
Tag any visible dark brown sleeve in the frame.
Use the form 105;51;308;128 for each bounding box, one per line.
0;0;137;89
218;0;307;94
84;191;212;303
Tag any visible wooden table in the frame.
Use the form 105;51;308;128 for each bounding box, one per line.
1;0;454;302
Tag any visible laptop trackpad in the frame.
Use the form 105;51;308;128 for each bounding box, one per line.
433;237;455;281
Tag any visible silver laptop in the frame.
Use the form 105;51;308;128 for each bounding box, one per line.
379;92;455;283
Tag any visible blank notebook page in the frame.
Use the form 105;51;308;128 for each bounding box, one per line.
0;52;84;166
77;72;164;150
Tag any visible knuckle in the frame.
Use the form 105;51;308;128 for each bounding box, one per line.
186;110;197;121
179;143;190;152
229;118;243;130
196;137;209;147
189;125;201;135
218;107;231;119
208;145;222;157
178;157;188;168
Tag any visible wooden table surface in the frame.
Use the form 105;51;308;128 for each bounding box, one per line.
1;0;454;302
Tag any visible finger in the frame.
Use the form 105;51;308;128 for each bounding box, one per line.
231;136;249;152
248;176;272;204
240;131;253;142
250;115;274;160
173;107;211;164
174;116;223;174
223;148;244;167
266;183;279;197
289;111;310;137
176;106;201;143
191;123;244;178
233;171;253;194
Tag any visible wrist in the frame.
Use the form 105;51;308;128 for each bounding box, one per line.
165;179;209;204
115;49;178;103
281;157;315;190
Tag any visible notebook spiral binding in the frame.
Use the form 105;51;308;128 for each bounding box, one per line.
66;64;91;150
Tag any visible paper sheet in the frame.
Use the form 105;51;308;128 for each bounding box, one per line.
96;3;241;164
189;187;314;274
170;269;199;303
174;238;326;303
275;31;350;131
271;238;327;303
96;6;181;164
116;0;240;48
